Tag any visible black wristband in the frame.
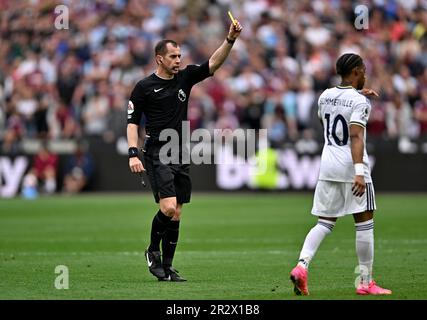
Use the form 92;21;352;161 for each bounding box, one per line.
226;37;235;44
128;147;139;158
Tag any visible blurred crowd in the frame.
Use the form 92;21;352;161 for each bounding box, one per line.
1;0;427;157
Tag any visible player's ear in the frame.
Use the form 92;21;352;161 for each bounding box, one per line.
352;66;359;78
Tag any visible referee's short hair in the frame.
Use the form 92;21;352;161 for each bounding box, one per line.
336;53;363;77
155;39;179;56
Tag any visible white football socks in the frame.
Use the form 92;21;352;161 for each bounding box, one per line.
298;219;336;269
355;219;374;285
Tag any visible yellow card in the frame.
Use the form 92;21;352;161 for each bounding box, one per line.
228;10;237;26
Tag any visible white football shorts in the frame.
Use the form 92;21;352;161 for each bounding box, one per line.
311;180;376;217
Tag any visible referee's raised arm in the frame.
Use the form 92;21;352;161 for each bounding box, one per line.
208;19;243;74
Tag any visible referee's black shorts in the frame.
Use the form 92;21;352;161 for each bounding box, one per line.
143;144;191;204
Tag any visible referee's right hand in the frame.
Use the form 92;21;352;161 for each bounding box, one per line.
129;157;145;173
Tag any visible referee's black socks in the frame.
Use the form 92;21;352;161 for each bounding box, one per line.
148;210;172;252
162;220;180;268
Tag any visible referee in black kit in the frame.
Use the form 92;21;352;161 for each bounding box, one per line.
127;19;243;281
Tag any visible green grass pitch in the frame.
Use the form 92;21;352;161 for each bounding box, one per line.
1;193;426;300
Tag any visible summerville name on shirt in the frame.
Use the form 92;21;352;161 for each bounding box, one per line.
319;98;354;108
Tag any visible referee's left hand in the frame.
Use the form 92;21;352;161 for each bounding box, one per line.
228;20;243;40
129;157;145;173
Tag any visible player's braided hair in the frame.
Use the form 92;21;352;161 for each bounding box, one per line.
336;53;363;77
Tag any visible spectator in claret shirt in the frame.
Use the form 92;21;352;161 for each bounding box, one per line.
31;142;58;194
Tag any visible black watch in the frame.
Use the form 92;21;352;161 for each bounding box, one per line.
226;37;235;44
128;147;139;158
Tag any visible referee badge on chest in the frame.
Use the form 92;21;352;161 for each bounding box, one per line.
178;89;186;102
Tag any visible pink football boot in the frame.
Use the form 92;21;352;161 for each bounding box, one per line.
356;280;392;295
290;265;309;296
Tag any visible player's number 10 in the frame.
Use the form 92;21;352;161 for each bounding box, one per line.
324;113;349;146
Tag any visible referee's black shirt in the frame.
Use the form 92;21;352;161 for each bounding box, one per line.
127;61;212;140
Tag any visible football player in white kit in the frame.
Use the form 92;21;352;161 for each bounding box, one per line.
290;53;392;296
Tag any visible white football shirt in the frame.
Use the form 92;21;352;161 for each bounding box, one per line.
317;86;372;182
